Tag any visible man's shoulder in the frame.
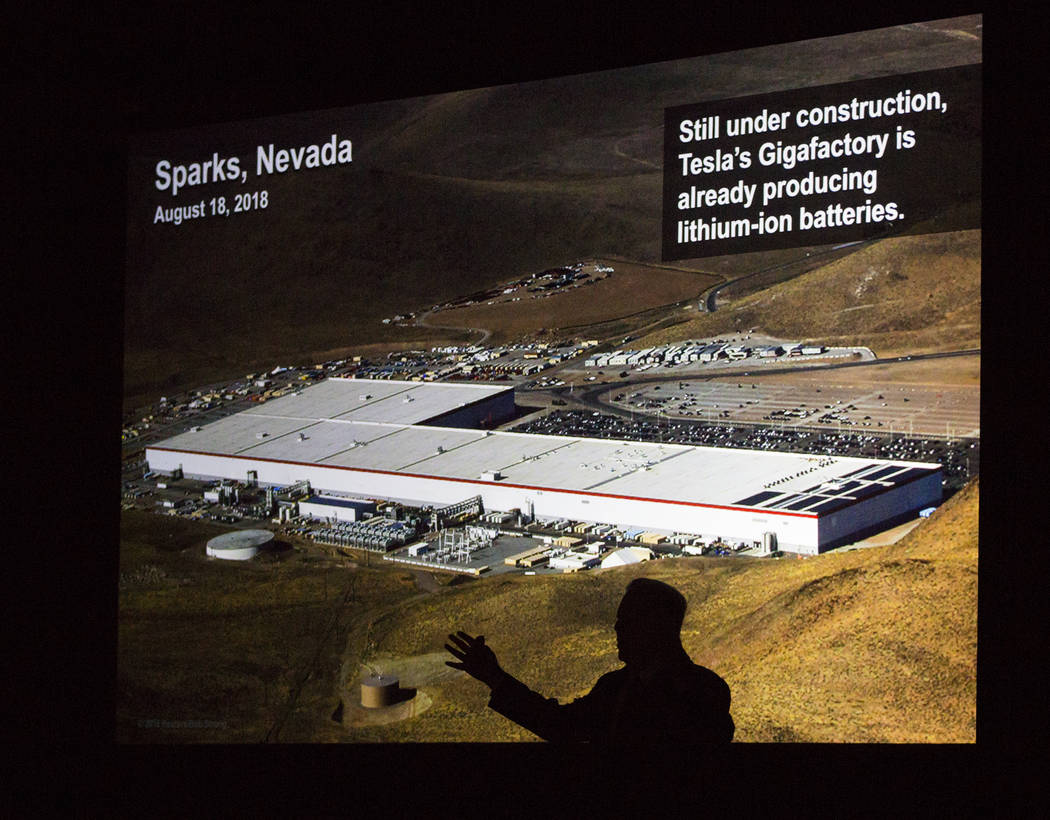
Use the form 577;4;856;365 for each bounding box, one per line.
685;661;729;684
672;663;730;705
595;660;728;692
591;666;630;691
671;661;731;699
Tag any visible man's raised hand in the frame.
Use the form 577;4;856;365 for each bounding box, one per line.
445;631;506;689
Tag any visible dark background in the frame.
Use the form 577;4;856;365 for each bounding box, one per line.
16;1;1036;813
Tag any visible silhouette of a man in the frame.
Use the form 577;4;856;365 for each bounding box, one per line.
445;577;734;743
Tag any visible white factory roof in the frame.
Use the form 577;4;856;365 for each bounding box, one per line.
151;379;938;515
240;377;511;426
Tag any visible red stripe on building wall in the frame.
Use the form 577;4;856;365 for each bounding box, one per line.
149;445;822;519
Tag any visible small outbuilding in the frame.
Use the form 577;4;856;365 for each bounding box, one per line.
299;495;377;523
600;547;654;569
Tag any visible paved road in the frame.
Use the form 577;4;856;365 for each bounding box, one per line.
409;569;441;594
703;241;872;312
415;308;492;344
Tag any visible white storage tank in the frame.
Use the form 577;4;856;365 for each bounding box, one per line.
205;529;274;561
763;532;778;553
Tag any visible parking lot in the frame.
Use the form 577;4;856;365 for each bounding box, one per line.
600;369;979;440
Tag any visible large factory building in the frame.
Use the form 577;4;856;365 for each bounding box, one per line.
145;378;941;554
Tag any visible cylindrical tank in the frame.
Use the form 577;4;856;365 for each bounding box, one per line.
205;529;274;561
360;674;400;708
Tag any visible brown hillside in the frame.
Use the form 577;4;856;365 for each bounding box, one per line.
347;478;977;743
639;230;980;356
697;478;977;742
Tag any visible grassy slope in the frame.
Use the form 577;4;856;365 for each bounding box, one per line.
699;478;977;742
638;230;980;356
116;511;420;743
348;478;977;742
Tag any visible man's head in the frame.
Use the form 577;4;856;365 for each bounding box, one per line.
614;578;687;665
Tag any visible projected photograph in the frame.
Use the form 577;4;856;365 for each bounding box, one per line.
119;14;980;743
